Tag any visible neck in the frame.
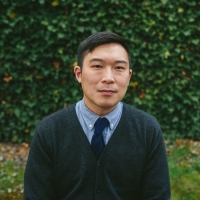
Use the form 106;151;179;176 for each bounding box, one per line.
83;99;117;116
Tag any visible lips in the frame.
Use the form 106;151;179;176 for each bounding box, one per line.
98;89;116;95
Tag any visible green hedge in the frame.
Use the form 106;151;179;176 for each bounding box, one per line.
0;0;199;142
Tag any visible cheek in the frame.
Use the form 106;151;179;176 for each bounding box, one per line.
81;77;98;93
83;77;97;86
83;72;100;85
118;76;130;87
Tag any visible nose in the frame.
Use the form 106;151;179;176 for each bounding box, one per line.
101;68;115;84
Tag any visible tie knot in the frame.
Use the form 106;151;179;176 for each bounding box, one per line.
94;118;109;135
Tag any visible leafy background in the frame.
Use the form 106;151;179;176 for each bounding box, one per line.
0;0;199;142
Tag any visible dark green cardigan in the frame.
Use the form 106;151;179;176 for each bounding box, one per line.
24;103;170;200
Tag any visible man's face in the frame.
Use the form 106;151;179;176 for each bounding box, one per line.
74;43;132;116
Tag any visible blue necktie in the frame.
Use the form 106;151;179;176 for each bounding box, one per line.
91;118;109;159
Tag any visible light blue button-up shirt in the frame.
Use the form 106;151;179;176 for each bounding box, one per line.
75;99;123;145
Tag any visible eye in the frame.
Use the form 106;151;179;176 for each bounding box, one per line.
92;65;102;69
115;66;125;70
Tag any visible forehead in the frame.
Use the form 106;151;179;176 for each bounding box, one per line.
84;43;129;62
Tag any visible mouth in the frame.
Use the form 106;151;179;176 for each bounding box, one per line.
98;89;116;96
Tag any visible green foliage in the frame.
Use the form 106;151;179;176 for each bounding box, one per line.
0;161;24;199
0;0;199;142
167;139;200;199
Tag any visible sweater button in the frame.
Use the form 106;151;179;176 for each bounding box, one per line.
97;190;101;193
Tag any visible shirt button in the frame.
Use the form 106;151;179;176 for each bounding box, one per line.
97;190;101;193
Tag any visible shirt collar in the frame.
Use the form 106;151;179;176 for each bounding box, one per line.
79;99;122;131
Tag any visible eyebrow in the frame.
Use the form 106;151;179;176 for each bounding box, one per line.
89;58;128;64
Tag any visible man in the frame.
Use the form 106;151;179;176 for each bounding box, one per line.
24;32;170;199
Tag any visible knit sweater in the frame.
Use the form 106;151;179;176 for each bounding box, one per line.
24;103;170;200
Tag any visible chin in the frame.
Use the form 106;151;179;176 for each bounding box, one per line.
98;101;118;109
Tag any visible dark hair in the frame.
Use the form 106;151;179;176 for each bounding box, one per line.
77;31;131;68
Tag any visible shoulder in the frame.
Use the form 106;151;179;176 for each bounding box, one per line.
122;103;162;136
122;103;158;124
36;104;77;132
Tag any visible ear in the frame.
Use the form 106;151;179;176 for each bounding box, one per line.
74;66;82;83
127;69;132;86
129;69;133;79
129;69;132;80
